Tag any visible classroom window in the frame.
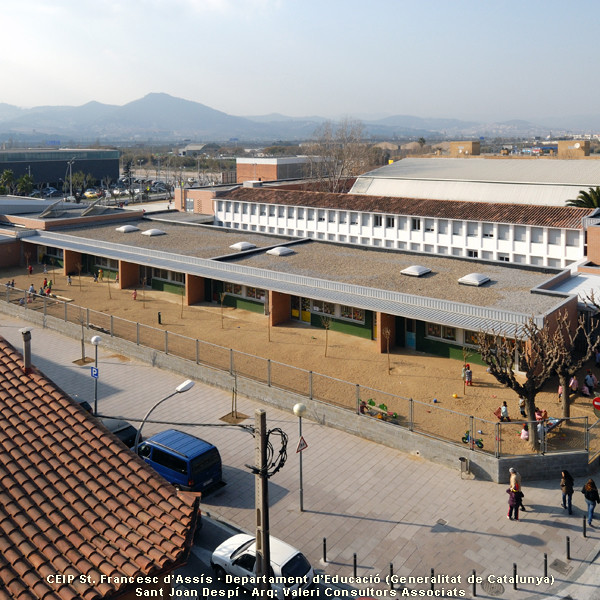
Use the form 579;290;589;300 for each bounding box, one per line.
224;282;243;296
246;287;266;301
411;218;421;231
312;300;335;315
386;216;395;228
340;305;365;322
374;215;383;227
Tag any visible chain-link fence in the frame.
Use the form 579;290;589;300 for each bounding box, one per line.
2;285;593;458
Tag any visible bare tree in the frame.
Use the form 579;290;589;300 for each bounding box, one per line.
220;292;227;329
75;261;83;291
478;318;560;450
382;327;392;374
321;316;332;357
304;119;371;193
553;307;600;418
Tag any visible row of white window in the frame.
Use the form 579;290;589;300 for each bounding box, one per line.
217;201;579;246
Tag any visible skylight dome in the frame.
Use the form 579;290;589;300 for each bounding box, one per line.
141;228;166;236
458;273;490;286
266;246;294;256
401;265;431;277
230;241;256;251
115;225;139;233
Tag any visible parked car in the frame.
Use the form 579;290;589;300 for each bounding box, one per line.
83;189;99;199
101;418;139;448
137;429;223;493
211;534;314;598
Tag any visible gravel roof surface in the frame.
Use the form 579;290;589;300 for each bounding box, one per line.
62;220;566;314
65;219;291;258
230;242;565;313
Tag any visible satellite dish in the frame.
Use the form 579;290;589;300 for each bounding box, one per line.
574;143;581;149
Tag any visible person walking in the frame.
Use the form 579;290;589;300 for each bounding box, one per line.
584;370;595;393
500;401;511;422
560;470;574;515
507;487;520;521
581;479;600;526
509;467;526;511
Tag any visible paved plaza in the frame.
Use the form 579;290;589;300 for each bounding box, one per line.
0;312;598;599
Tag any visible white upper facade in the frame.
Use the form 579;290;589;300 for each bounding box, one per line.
214;198;589;269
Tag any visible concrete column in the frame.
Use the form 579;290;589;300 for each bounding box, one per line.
63;249;82;276
186;274;205;306
269;291;291;326
376;312;396;354
119;260;139;289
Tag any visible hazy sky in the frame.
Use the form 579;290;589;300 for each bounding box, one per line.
3;0;598;121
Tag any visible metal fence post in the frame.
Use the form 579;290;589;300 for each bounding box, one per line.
309;371;313;400
196;339;199;364
110;315;114;337
136;322;140;345
165;330;168;355
409;398;414;431
229;349;234;375
469;415;474;450
356;384;360;413
585;416;589;451
43;296;47;317
86;308;89;328
267;359;271;386
64;301;67;322
495;421;500;457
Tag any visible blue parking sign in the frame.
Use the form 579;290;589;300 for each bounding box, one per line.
91;366;99;379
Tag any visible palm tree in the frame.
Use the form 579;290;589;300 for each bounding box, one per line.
567;186;600;208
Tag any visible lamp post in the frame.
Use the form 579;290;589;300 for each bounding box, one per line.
293;403;307;511
134;380;195;454
67;158;75;199
91;335;101;415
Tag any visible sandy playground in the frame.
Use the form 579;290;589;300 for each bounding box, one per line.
2;264;597;455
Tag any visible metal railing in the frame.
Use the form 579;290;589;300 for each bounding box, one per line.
2;284;591;457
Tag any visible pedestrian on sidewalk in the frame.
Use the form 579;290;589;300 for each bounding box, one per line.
509;467;526;511
560;470;574;514
581;479;600;526
507;487;520;521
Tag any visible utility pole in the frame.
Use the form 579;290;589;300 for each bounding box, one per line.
254;409;271;593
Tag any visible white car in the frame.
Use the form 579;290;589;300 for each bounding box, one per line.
211;534;314;598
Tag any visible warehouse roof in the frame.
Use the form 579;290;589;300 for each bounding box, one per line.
349;157;600;206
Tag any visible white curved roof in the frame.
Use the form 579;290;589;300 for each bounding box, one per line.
351;157;600;206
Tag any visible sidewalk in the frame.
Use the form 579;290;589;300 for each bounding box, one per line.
1;313;598;599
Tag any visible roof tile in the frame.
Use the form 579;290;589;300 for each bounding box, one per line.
0;336;198;599
226;186;594;229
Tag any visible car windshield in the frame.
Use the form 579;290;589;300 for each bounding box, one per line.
281;553;311;582
231;539;255;561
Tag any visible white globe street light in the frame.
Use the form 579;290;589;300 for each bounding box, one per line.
134;380;195;454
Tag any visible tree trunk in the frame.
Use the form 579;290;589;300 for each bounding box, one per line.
525;395;539;451
559;374;571;419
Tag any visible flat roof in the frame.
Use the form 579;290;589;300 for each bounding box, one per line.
62;219;294;258
36;221;567;325
228;240;563;315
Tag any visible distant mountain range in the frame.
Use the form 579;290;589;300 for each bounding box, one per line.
0;93;597;144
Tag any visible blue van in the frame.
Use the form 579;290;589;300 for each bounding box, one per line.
138;429;223;493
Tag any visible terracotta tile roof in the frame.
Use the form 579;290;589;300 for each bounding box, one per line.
226;187;594;229
0;336;199;600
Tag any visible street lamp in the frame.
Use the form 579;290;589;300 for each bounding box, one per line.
293;403;307;511
134;380;195;454
91;335;101;415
